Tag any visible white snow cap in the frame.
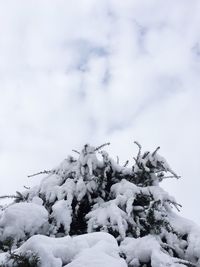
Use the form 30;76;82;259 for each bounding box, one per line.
0;202;48;241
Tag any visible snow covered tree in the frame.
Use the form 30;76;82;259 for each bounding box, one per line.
0;141;200;267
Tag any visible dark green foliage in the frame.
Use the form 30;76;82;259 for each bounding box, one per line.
0;237;14;253
70;195;91;235
14;192;29;203
0;251;40;267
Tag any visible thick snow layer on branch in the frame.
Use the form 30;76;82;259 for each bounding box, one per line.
40;174;63;203
15;232;126;267
111;179;176;215
144;185;177;204
169;212;200;264
0;252;7;265
87;200;130;239
120;235;184;267
78;144;98;176
0;203;48;241
111;180;139;216
111;179;175;203
51;200;72;234
111;179;139;198
57;179;75;204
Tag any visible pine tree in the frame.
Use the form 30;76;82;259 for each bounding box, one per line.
0;142;199;267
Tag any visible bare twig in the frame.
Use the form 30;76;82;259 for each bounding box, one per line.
95;142;110;151
133;157;137;163
168;168;180;179
0;195;18;200
123;160;129;167
165;200;182;212
116;156;119;164
152;146;160;157
142;151;150;159
161;175;181;180
23;186;30;190
174;258;197;267
28;170;52;178
172;202;182;212
72;149;80;155
134;141;142;162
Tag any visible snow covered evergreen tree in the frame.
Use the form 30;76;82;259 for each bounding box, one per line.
0;141;200;267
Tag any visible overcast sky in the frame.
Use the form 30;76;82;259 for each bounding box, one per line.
0;0;200;224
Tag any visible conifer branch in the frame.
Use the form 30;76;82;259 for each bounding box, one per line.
0;192;27;203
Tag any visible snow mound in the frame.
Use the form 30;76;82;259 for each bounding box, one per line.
16;232;126;267
0;202;48;241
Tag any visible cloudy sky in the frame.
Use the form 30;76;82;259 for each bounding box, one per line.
0;0;200;224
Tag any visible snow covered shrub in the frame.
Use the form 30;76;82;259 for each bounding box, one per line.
0;141;200;267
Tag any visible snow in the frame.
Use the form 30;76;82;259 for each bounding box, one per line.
111;179;176;206
57;179;75;204
65;242;126;267
15;232;127;267
87;200;130;239
111;179;139;216
169;212;200;264
39;174;63;203
0;252;7;265
51;200;72;235
32;196;44;205
146;186;175;203
78;144;98;176
75;177;87;201
0;202;48;241
17;235;76;267
186;229;200;265
120;235;184;267
111;179;138;198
